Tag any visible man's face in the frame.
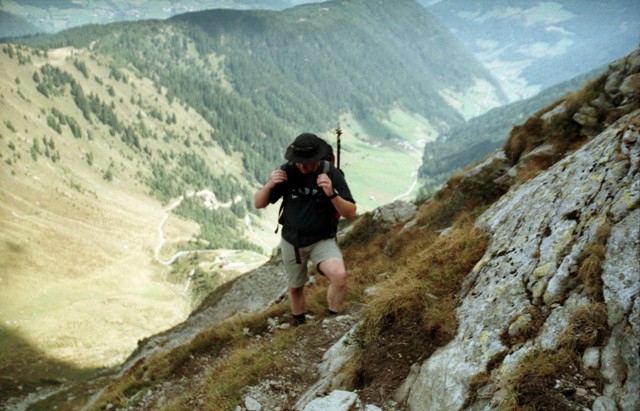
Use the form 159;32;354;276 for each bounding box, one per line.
295;161;320;174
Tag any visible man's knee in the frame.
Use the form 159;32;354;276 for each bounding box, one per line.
331;268;347;287
318;260;347;286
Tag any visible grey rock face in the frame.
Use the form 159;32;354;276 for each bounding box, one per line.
404;108;639;410
371;199;417;230
401;47;640;411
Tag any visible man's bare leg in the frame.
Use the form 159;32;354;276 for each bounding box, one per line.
289;286;306;316
318;258;347;313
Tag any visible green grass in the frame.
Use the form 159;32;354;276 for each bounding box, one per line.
336;110;436;210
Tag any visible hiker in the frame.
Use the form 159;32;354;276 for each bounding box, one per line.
254;132;357;326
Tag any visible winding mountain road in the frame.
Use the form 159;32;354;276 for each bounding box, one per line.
154;195;186;265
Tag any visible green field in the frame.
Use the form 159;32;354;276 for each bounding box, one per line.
332;110;437;211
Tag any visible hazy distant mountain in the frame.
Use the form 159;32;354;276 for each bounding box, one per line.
0;0;325;36
422;0;640;101
0;10;42;38
5;0;635;105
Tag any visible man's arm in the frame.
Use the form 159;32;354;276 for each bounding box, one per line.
254;168;287;209
330;195;357;220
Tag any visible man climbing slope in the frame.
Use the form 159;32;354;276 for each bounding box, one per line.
254;132;357;326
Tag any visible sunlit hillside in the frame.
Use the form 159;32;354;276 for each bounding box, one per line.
0;44;272;384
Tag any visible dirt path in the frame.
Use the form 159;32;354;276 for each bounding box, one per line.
392;169;419;202
154;196;186;265
126;306;388;411
154;193;266;266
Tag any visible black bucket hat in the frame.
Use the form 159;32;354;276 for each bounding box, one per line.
284;133;328;164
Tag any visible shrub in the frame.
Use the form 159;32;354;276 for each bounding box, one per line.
4;120;16;132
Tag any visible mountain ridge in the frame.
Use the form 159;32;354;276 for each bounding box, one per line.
0;1;326;37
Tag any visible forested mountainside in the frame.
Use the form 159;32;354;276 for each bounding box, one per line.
418;65;608;193
424;0;640;100
4;0;506;245
17;0;504;186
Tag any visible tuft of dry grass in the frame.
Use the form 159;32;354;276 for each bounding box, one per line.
363;225;489;341
346;221;489;390
513;151;560;184
578;251;605;298
86;303;291;410
503;348;577;411
504;117;546;163
500;306;546;347
558;303;608;351
415;163;505;236
339;212;387;249
501;302;609;411
577;221;611;301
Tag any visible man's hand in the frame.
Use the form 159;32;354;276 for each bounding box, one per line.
267;168;288;188
317;173;333;197
255;168;288;209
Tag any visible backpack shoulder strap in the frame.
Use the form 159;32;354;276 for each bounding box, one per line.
323;160;339;180
275;199;284;234
322;159;331;175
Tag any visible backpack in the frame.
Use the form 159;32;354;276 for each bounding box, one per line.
276;138;343;263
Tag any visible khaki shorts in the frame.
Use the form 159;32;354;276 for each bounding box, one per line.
280;238;343;288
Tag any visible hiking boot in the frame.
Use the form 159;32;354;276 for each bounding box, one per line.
289;313;306;327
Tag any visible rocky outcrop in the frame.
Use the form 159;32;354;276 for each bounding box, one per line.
404;106;639;410
271;50;640;411
371;200;418;230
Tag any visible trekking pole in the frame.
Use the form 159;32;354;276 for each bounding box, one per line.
335;121;342;169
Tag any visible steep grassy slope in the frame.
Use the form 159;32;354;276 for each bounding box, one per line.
0;44;273;387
